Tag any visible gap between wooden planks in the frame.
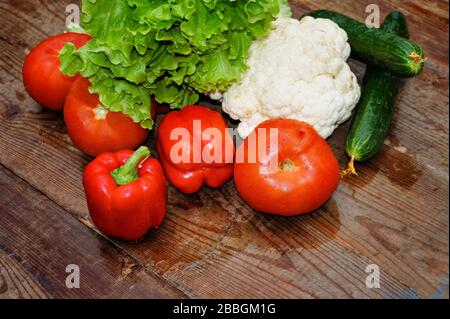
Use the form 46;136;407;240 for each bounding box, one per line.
0;163;187;298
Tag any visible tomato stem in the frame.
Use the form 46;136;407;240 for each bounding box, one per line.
279;159;298;172
93;105;108;120
111;146;150;186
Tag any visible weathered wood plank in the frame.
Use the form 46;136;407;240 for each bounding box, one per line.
0;165;185;298
0;250;50;299
0;0;448;298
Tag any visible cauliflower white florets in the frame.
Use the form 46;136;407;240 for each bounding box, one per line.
219;16;361;139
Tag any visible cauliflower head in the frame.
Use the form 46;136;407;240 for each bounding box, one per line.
220;17;361;139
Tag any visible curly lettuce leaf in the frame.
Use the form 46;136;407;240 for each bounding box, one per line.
60;0;289;129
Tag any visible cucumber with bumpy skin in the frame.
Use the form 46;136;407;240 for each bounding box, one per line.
306;10;424;77
343;11;409;175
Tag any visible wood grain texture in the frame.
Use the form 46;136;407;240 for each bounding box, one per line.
0;0;448;299
0;165;186;299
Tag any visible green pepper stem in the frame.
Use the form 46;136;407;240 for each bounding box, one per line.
111;146;150;186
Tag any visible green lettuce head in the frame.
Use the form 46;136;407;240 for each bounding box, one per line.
60;0;291;129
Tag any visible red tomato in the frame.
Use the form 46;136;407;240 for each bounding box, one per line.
64;77;149;157
23;32;92;111
234;119;340;216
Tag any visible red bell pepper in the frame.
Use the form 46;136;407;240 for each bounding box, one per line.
83;146;167;241
157;105;234;194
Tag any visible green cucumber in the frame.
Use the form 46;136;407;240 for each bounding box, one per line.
306;10;424;77
343;11;408;175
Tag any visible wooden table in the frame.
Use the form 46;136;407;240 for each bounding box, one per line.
0;0;448;299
